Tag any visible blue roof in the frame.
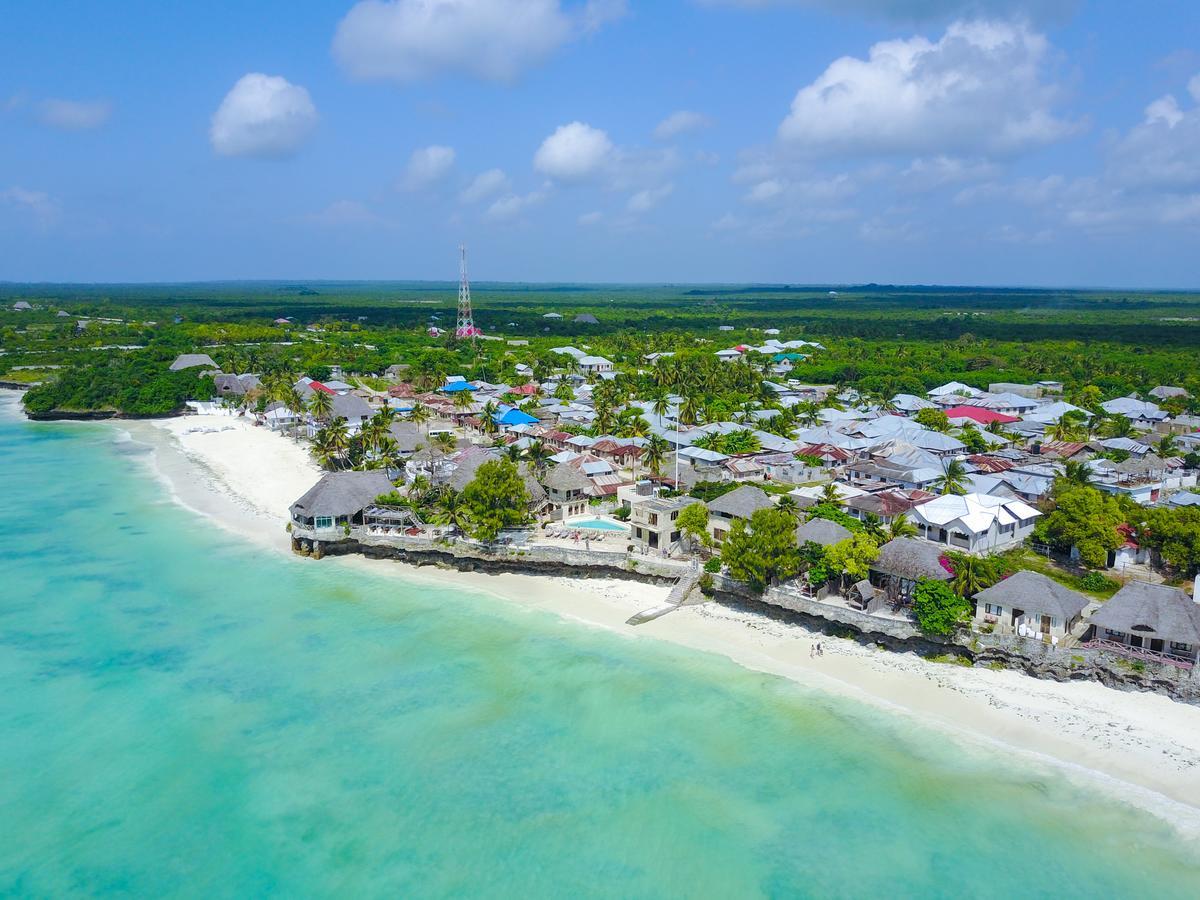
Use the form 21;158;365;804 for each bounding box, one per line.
495;408;538;426
442;380;476;393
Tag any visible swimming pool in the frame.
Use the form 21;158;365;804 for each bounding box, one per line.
566;516;630;532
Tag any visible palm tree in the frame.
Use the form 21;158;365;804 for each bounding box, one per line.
820;481;842;504
306;389;334;424
884;513;919;542
452;389;475;413
679;394;701;427
432;490;473;535
310;428;340;470
793;401;822;429
1158;434;1179;457
1098;414;1135;439
409;401;430;434
937;458;970;496
525;438;549;472
1061;459;1094;487
481;401;500;437
433;431;457;455
554;381;574;403
644;434;669;478
949;554;991;597
861;512;885;542
776;494;800;519
651;392;671;421
326;417;350;463
1045;411;1087;442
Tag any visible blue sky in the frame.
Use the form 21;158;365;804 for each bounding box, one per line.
2;0;1198;286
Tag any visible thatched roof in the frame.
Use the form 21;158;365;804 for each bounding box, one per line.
973;570;1087;620
543;462;593;493
169;353;219;372
795;518;852;547
1089;582;1200;644
872;538;950;581
706;485;774;519
290;470;393;519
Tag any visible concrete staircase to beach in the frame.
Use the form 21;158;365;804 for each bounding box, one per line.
626;559;702;626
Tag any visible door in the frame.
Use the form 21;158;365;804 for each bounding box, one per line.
1150;638;1164;653
1130;635;1143;648
1040;615;1051;636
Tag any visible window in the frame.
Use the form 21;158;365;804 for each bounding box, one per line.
985;604;1003;616
315;516;334;530
1104;628;1125;639
1171;642;1192;652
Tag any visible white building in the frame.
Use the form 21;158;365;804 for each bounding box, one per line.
578;355;614;374
910;492;1041;553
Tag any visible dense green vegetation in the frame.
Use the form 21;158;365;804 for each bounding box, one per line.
20;354;214;417
6;281;1200;422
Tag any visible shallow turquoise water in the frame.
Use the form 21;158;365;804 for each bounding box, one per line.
1;405;1199;897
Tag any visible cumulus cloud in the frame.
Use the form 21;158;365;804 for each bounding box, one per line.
778;20;1078;159
627;183;674;213
460;168;512;203
1109;80;1200;192
334;0;626;83
534;121;614;182
36;98;112;130
210;74;317;158
954;75;1200;233
653;110;713;141
401;145;456;190
696;1;1075;23
485;187;549;221
1;187;60;230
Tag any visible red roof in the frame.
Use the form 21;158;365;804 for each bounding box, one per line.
308;380;336;395
509;383;540;396
968;454;1016;473
942;405;1019;425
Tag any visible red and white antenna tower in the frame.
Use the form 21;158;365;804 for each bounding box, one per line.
455;243;481;343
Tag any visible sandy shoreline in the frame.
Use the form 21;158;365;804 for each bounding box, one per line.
78;409;1200;830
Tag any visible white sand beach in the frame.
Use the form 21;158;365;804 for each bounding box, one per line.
133;412;1200;826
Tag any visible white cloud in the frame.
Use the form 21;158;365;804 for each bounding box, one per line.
460;168;511;203
534;121;614;182
485;187;549;221
334;0;625;83
1109;77;1200;193
1;187;60;230
653;110;713;141
696;1;1074;23
1191;74;1200;103
36;98;112;131
578;210;603;225
210;73;317;158
900;155;1000;190
401;145;456;190
627;183;674;213
778;20;1078;159
304;200;387;227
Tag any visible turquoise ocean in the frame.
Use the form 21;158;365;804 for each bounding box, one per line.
2;403;1199;897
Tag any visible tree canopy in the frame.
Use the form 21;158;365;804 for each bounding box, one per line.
460;459;530;542
721;507;800;592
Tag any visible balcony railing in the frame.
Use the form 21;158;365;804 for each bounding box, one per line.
1080;638;1194;671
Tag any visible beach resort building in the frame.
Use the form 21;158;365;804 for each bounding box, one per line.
971;570;1089;640
289;470;393;542
630;496;692;554
705;485;774;543
867;537;951;604
1085;582;1200;666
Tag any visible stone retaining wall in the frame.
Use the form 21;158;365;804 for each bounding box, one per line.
708;575;1199;704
